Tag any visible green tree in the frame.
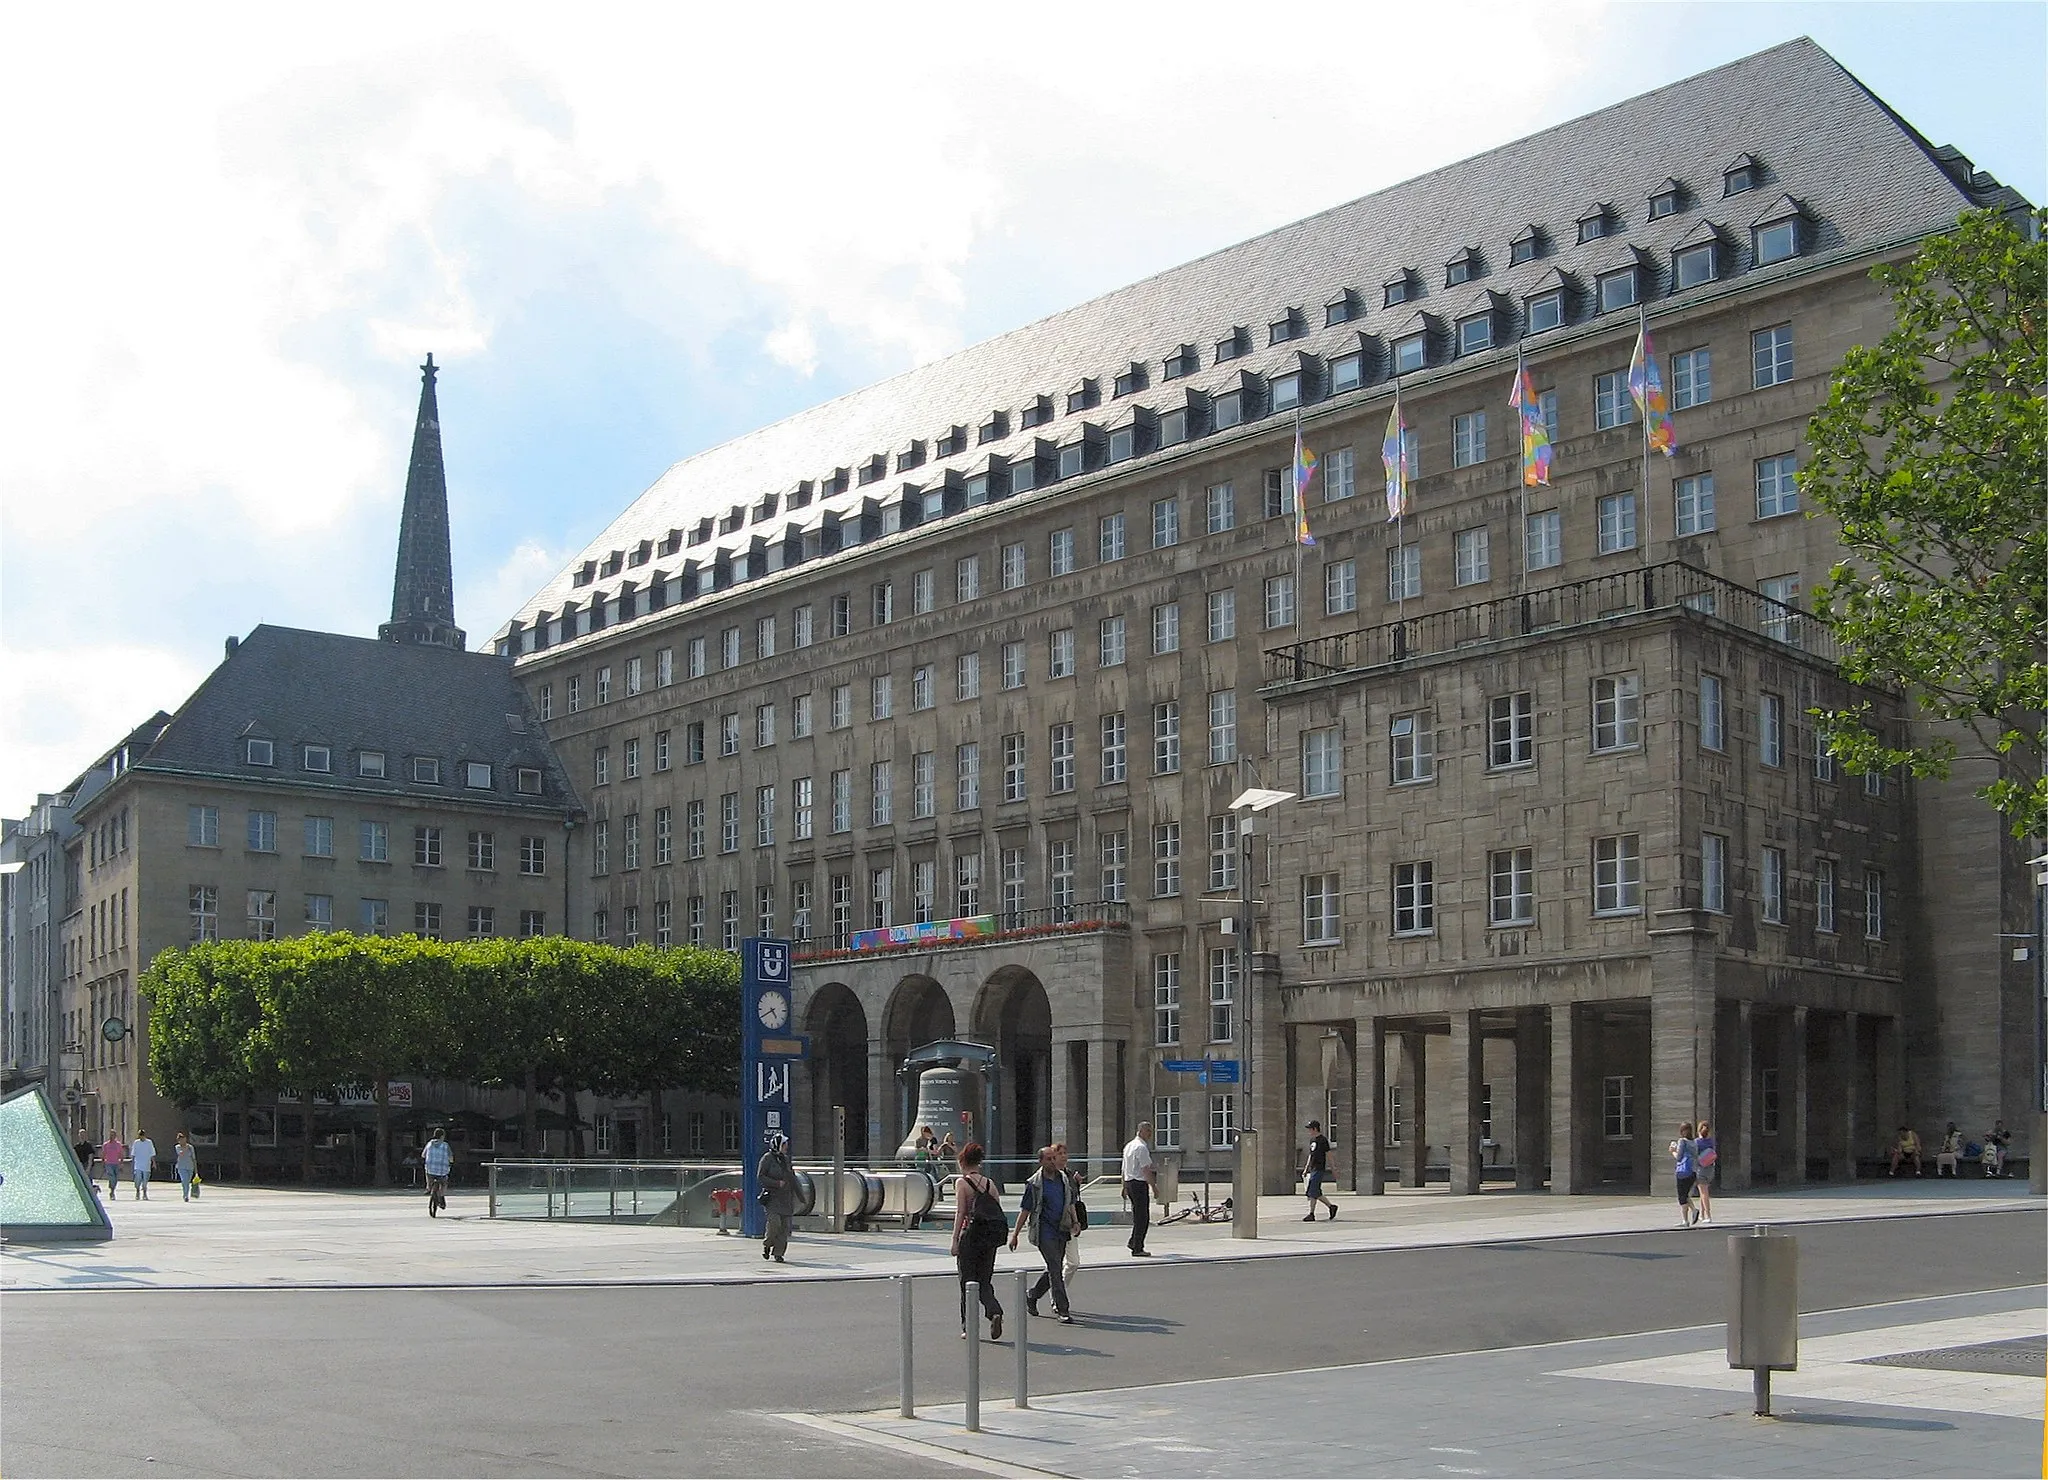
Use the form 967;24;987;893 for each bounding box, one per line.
1803;207;2048;839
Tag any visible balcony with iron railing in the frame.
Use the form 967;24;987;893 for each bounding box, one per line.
1261;560;1837;690
791;900;1131;966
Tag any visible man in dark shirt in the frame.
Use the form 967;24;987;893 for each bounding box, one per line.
1302;1120;1337;1221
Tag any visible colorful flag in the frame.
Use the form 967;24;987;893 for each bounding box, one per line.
1628;322;1677;456
1382;395;1409;522
1508;364;1552;487
1292;419;1318;548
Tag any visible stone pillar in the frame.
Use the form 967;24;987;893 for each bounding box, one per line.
1398;1030;1429;1188
1514;1007;1547;1190
1781;1008;1810;1185
1086;1035;1120;1172
1352;1015;1385;1195
1649;908;1717;1182
1549;1002;1581;1193
1718;1002;1754;1191
1249;958;1292;1195
1448;1010;1484;1195
1050;1040;1079;1154
1838;1010;1860;1178
870;1044;896;1161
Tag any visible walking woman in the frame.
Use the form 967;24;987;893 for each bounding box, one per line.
1669;1122;1699;1227
173;1131;200;1202
949;1142;1006;1341
1690;1120;1716;1225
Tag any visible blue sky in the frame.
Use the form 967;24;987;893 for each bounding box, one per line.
2;1;2042;794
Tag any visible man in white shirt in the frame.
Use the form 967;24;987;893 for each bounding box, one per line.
1121;1123;1155;1257
129;1131;157;1200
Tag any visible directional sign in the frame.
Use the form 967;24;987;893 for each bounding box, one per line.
1207;1059;1242;1084
1161;1059;1209;1074
1162;1057;1240;1085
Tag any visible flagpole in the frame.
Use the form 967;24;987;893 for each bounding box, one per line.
1293;406;1304;636
1515;349;1530;602
1638;306;1653;575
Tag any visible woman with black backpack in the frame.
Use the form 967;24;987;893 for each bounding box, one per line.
949;1142;1007;1341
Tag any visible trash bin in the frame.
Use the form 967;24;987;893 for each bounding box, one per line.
1155;1150;1181;1206
1726;1225;1798;1414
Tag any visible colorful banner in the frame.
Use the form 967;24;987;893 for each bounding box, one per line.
1508;364;1552;486
849;915;998;952
1628;322;1677;456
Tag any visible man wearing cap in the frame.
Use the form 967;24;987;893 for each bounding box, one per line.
757;1133;797;1263
1302;1120;1337;1221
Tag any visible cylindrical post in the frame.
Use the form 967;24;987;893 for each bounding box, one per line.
964;1283;981;1432
1753;1366;1770;1418
1014;1268;1030;1408
897;1275;915;1418
832;1105;847;1234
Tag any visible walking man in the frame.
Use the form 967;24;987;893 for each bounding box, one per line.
100;1132;125;1199
1051;1141;1083;1292
1121;1121;1155;1257
1011;1146;1079;1322
1302;1119;1338;1221
422;1126;453;1216
129;1130;156;1200
757;1133;796;1263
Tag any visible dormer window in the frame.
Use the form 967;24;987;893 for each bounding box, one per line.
936;426;967;457
1163;344;1200;379
1673;240;1719;289
1445;248;1482;287
466;762;493;790
1328;347;1365;394
1106;411;1154;464
1214;327;1250;363
858;455;885;486
1649;180;1684;219
1269;371;1302;411
978;412;1008;444
1392;332;1427;374
358;750;386;779
1750;199;1806;266
1509;228;1543;266
1324;290;1360;326
1383;273;1413;308
1597;266;1639;312
1212;388;1245;430
601;551;625;575
413;756;441;785
303;744;332;773
1456;313;1493;355
1724;154;1759;196
1156;404;1189;447
896;441;925;473
246;737;275;766
630;539;653;565
1526;289;1565;334
1020;395;1054;429
1577;207;1611;244
748;498;775;524
716;507;743;535
823;468;850;496
516;767;543;796
1267;309;1305;345
786;485;811;512
1065;379;1100;415
573;560;597;586
658;530;682;556
1007;456;1036;495
1113;362;1148;397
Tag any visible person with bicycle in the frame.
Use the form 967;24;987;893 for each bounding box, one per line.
422;1126;453;1217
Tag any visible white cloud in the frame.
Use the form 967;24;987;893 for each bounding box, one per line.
764;321;820;378
0;644;211;796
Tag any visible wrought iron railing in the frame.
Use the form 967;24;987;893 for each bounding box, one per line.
1261;560;1834;687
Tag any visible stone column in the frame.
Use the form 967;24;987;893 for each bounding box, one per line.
1250;959;1292;1195
1718;1002;1754;1191
1549;1002;1581;1193
1086;1035;1120;1172
1448;1010;1485;1195
1836;1011;1860;1179
869;1044;896;1161
1649;908;1717;1179
1050;1040;1078;1153
1352;1015;1385;1195
1781;1008;1810;1186
1398;1030;1429;1188
1514;1007;1547;1190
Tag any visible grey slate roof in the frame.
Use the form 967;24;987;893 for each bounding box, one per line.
498;37;1996;645
135;625;578;813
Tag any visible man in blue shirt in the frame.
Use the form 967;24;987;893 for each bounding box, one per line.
423;1128;453;1217
1010;1146;1079;1322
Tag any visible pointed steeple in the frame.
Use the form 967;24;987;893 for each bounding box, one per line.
379;354;467;650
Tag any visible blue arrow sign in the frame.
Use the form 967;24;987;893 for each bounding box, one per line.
1207;1060;1242;1084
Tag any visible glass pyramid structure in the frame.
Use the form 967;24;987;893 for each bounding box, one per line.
0;1084;114;1241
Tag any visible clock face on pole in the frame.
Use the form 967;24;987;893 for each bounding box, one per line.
756;989;790;1031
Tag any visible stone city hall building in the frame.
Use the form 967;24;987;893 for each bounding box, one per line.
489;39;2033;1193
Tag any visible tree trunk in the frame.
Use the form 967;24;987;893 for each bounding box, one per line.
238;1093;253;1181
523;1068;538;1156
373;1075;392;1187
562;1079;582;1158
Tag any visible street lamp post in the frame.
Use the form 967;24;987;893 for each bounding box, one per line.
1230;787;1294;1238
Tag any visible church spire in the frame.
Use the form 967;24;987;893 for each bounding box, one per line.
379;354;467;650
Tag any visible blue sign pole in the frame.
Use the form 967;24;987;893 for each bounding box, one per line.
740;937;793;1240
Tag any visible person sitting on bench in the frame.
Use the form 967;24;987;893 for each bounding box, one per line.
1888;1125;1923;1177
1935;1123;1963;1176
1982;1120;2011;1178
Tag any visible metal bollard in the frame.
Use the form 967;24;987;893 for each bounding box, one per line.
964;1282;981;1432
1014;1268;1030;1408
898;1275;915;1418
1727;1223;1798;1417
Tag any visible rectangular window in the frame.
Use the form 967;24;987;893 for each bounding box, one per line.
596;664;615;703
1100;712;1128;784
1207;690;1237;765
1594;370;1636;430
829;686;851;730
1324;445;1355;502
956;743;980;810
687;798;708;856
754;703;776;748
1593;835;1643;914
567;676;583;714
721;792;744;853
956;555;981;603
1489;848;1534;925
413;826;441;867
1699;674;1726;751
956;651;981;701
1205;482;1235;533
1302;727;1341;798
189;885;218;942
1671;348;1712;409
1099;513;1127;562
870;674;893;721
1303;873;1341;944
1001;642;1026;690
911;860;936;925
1593;675;1642;751
1752;324;1794;388
1527;291;1564;334
1393;861;1434;935
1152;497;1181;548
1816;859;1837;934
911;664;934;711
1208;947;1237;1042
1049;724;1075;794
1452;411;1486;468
870;582;896;628
1001;542;1027;590
1603;1075;1635;1139
790;606;813;650
1049;838;1076;920
1049;631;1075;680
1151;602;1180;655
1207;589;1236;642
1598;267;1639;312
655;647;674;688
1525;509;1563;570
521;834;548;875
999;849;1025;927
870;867;894;930
1325;559;1357;615
1207;813;1238;892
360;898;389;935
1049;528;1075;576
1755;454;1799;518
1152;701;1181;774
1393;333;1426;374
650;808;672;869
247;809;277;853
1099;615;1127;668
910;569;934;616
1153;822;1181;898
1263;574;1296;629
1673;244;1717;290
624;655;643;696
359;820;389;863
908;750;936;818
468;905;497;940
1388;544;1422;601
1099;830;1128;902
685;722;705;764
1674;473;1716;535
760;784;780;844
1864;868;1885;939
1761;575;1801;645
719;713;741;756
1390;711;1434;784
467;830;496;871
723;891;741;951
1760;692;1785;767
1262;467;1296;520
1209;1093;1237;1150
686;637;708;677
1598;492;1637;554
413;901;441;940
1454;527;1490;586
1153;953;1181;1046
1761;846;1786;923
303;816;334;859
829;772;851;834
826;594;850;638
1488;693;1533;768
1001;733;1027;804
954;852;982;916
1702;834;1727;913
